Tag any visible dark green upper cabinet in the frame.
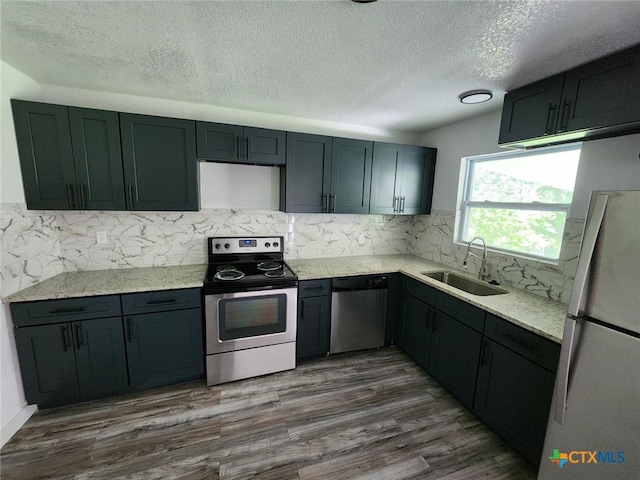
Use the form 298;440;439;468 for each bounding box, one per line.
68;107;126;210
281;133;333;213
498;76;565;145
281;134;374;214
330;138;373;214
120;114;199;211
196;122;286;165
499;44;640;148
370;143;436;215
12;100;123;211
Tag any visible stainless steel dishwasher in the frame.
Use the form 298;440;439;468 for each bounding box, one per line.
330;275;388;354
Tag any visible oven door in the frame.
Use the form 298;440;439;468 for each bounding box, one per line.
205;287;297;354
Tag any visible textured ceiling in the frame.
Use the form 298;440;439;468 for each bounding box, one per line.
2;0;640;133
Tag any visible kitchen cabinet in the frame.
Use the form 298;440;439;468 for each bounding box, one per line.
428;309;483;410
196;122;286;165
499;44;640;147
474;314;560;466
329;138;373;214
122;288;204;390
281;133;332;213
281;134;373;213
119;113;200;211
296;279;331;361
396;277;437;370
369;143;436;215
11;101;125;210
11;296;128;408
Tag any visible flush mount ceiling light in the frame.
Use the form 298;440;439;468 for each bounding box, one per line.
351;0;378;3
459;90;493;104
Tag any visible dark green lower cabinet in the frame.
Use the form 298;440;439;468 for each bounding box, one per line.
125;309;204;391
428;313;482;410
396;292;434;370
297;279;331;361
14;317;128;408
474;339;556;466
296;296;330;360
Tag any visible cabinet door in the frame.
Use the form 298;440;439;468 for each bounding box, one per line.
330;138;372;213
69;107;126;210
11;100;78;209
125;308;204;390
428;313;482;409
120;114;199;211
14;323;80;407
370;142;402;214
282;133;332;213
196;122;242;161
396;292;433;370
561;45;640;133
73;317;129;399
397;145;436;215
498;75;564;144
296;296;330;360
474;339;556;466
245;127;286;165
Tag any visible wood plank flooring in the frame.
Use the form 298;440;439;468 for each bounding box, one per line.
1;347;537;479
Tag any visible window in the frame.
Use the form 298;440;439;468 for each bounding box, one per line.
455;144;581;263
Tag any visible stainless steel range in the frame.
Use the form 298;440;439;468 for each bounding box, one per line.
203;236;298;385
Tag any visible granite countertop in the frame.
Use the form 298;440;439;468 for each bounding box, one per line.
4;255;566;344
3;264;208;303
287;255;567;344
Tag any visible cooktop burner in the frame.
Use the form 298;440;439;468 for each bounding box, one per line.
203;236;297;293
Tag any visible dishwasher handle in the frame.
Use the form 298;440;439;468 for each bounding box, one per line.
332;275;388;291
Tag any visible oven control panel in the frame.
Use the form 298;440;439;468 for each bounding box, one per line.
209;236;283;255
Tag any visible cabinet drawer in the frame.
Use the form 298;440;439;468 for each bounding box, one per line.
11;296;122;327
298;279;331;298
436;292;485;333
121;288;201;315
484;314;560;372
403;277;437;305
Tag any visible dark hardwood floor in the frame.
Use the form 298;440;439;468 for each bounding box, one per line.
1;347;537;479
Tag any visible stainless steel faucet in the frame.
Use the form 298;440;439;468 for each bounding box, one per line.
463;237;488;281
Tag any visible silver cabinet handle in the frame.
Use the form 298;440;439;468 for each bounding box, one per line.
79;184;87;209
127;185;135;210
400;196;406;213
66;184;76;209
558;99;572;132
393;196;398;213
329;194;336;213
75;323;83;349
61;325;71;352
322;193;329;212
245;137;250;160
544;103;557;135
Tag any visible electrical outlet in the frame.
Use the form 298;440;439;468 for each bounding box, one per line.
358;233;365;246
96;231;107;244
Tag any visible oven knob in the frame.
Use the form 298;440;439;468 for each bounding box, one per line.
273;242;279;248
215;243;221;249
224;243;230;249
265;242;271;247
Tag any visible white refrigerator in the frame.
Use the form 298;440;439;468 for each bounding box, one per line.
538;191;640;479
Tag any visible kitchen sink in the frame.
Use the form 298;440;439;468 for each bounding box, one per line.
421;271;508;296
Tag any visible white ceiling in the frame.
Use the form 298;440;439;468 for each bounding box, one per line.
2;0;640;134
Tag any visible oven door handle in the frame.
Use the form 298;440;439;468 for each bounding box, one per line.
244;285;276;292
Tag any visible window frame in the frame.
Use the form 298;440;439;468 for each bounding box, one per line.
455;143;582;264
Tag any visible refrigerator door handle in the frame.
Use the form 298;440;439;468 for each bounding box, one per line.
555;315;578;424
567;194;608;317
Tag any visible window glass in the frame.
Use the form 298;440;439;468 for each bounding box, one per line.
457;144;581;262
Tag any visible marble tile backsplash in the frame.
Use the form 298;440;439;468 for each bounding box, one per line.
1;203;582;303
